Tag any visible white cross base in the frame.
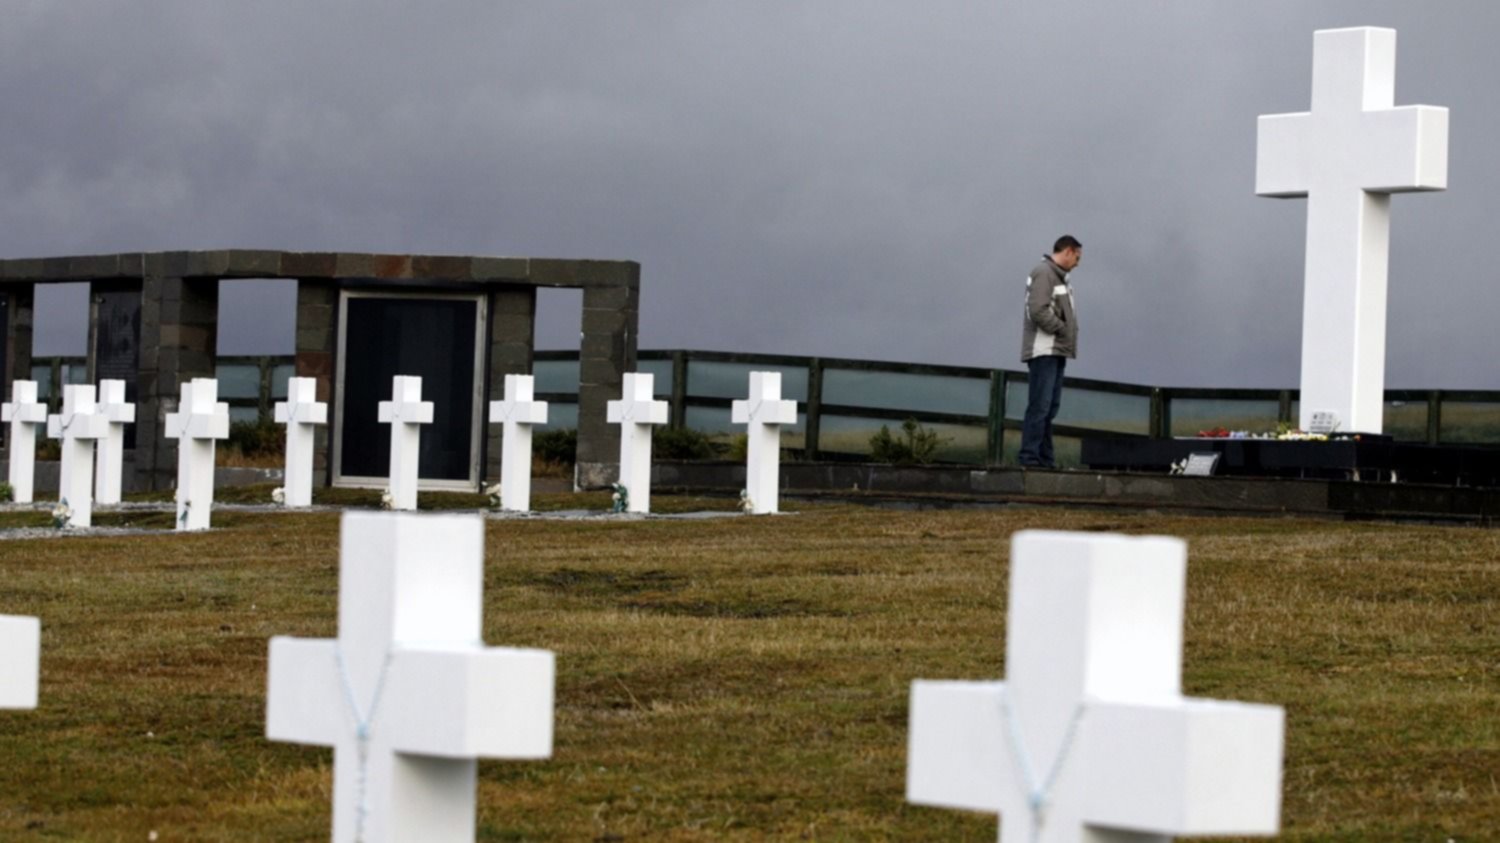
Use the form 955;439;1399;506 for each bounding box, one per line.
2;380;48;504
1257;27;1449;434
94;379;136;505
47;385;111;528
274;377;328;508
907;532;1284;842
165;378;230;531
0;614;40;710
731;371;797;515
488;374;548;512
377;376;434;512
606;372;668;513
267;512;554;843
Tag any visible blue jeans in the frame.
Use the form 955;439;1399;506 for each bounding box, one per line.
1019;356;1066;467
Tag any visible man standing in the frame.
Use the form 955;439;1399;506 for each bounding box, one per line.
1018;235;1081;468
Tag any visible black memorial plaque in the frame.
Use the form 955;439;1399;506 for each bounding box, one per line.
94;288;141;449
340;296;479;482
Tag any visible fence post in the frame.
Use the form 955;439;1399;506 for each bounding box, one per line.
1150;388;1167;439
1427;390;1442;445
49;358;62;414
988;370;1006;465
258;356;274;423
670;350;688;431
804;358;823;462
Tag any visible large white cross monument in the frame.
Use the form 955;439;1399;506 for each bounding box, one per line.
267;512;554;843
1257;27;1449;434
907;531;1285;842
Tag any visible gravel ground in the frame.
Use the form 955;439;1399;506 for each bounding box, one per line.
0;503;767;536
0;525;171;541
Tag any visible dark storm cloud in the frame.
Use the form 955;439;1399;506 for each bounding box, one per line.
5;1;1497;386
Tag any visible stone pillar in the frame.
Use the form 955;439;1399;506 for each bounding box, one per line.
484;287;537;482
1;284;32;453
294;280;339;487
4;284;34;399
575;280;640;488
136;265;219;491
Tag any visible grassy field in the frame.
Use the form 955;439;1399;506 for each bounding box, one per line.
0;492;1495;841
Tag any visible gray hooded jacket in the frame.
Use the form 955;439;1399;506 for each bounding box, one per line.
1020;256;1078;362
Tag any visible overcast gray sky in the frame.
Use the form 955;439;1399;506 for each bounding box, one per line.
5;1;1496;388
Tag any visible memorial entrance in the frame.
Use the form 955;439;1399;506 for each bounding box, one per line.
0;251;641;492
333;291;486;490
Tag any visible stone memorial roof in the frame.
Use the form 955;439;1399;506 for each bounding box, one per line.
0;250;638;287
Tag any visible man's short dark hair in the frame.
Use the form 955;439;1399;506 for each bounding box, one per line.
1054;235;1082;253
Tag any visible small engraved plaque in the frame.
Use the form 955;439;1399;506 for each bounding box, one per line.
1184;452;1221;477
1308;411;1340;434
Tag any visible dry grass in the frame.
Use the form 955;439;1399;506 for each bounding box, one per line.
0;497;1495;840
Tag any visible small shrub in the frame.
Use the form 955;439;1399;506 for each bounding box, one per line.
534;429;578;468
869;418;946;465
0;482;12;502
653;427;723;461
532;454;572;479
227;419;284;458
218;419;284;468
36;439;60;461
726;433;749;462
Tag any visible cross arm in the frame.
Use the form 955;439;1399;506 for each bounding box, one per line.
488;400;549;426
275;401;328;425
606;400;669;426
1359;105;1449;193
3;403;48;424
378;401;435;425
1080;698;1285;835
384;646;554;759
906;680;1019;813
187;407;232;439
1255;112;1313;198
47;414;112;439
265;637;345;747
731;399;798;426
102;404;137;424
0;614;40;709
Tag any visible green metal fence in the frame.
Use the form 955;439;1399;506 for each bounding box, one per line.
28;356;291;423
24;351;1500;464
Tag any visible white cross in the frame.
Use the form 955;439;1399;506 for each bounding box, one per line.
94;379;136;506
487;374;548;513
275;377;328;508
907;531;1285;842
46;385;111;528
2;380;48;504
164;378;230;531
0;614;40;710
376;376;434;512
267;512;554;843
1257;26;1448;434
606;372;668;514
731;371;797;515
